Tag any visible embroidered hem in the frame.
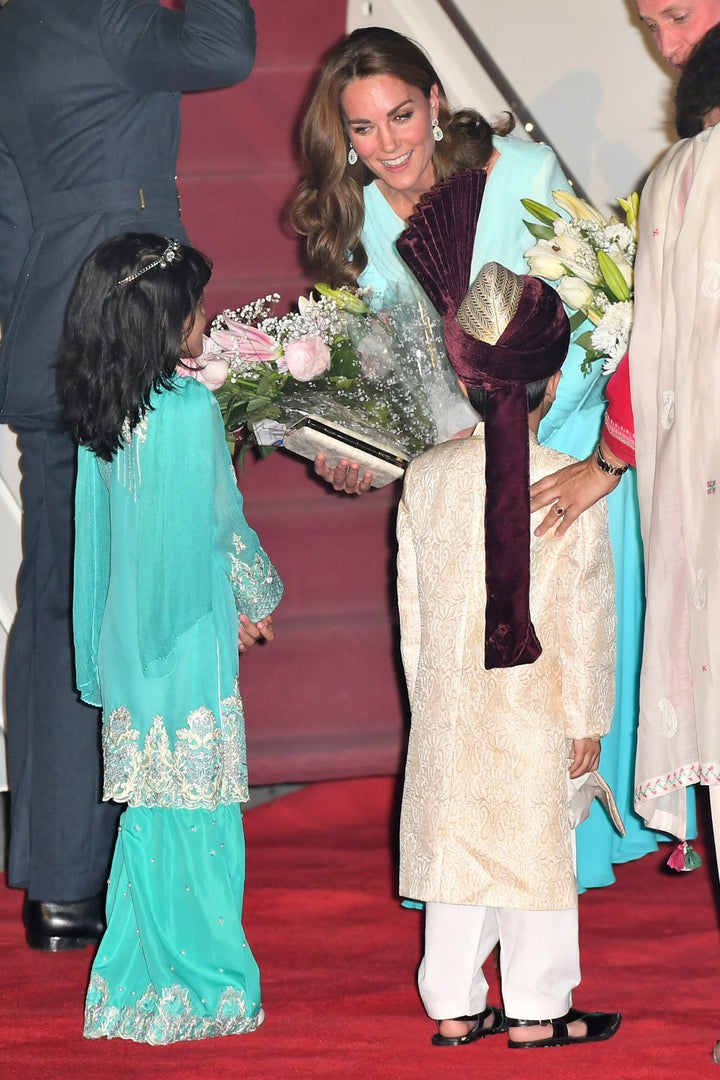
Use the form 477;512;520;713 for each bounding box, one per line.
634;761;720;803
102;680;249;808
84;974;263;1044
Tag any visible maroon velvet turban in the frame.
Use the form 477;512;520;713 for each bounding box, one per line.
396;169;570;668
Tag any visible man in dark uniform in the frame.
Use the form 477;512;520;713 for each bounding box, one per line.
0;0;256;949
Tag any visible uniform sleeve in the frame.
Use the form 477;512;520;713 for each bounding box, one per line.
98;0;256;92
555;502;616;740
396;477;422;703
73;448;111;707
0;134;31;342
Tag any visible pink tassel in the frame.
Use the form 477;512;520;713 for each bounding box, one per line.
666;841;703;872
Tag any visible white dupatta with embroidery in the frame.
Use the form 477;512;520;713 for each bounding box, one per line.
632;124;720;839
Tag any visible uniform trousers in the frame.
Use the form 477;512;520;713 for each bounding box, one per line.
419;900;580;1022
6;426;121;900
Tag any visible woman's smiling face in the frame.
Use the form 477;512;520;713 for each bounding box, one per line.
341;74;439;205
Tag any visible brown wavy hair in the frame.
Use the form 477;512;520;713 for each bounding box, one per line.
290;26;513;287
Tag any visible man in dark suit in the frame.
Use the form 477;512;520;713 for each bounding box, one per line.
0;0;256;949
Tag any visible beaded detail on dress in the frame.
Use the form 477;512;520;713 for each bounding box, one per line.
84;972;263;1044
229;536;283;608
102;681;249;808
115;414;148;498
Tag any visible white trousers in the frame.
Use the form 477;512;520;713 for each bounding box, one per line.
419;901;581;1022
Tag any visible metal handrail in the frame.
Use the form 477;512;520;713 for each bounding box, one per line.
434;0;588;200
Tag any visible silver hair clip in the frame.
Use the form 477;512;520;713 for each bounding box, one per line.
116;238;183;287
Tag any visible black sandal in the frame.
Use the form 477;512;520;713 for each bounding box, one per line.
506;1007;621;1049
431;1004;508;1047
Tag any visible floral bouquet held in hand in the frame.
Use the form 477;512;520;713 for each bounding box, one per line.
522;189;639;375
201;284;467;486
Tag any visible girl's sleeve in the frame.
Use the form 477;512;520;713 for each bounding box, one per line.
98;0;256;92
210;393;284;623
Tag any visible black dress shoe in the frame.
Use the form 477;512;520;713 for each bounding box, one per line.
506;1007;622;1049
23;892;106;951
431;1005;508;1047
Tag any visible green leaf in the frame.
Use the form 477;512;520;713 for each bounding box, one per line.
568;310;587;332
523;219;556;241
574;329;595;350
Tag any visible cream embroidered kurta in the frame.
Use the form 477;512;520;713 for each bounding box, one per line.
631;125;720;839
398;428;616;910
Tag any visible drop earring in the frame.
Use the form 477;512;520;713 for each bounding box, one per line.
347;144;358;165
431;118;444;143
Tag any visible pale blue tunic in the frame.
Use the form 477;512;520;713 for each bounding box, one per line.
360;135;690;889
74;376;283;1042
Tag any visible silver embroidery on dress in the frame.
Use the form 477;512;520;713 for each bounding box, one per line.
84;972;263;1044
117;415;148;499
229;538;283;604
701;259;720;300
658;698;678;738
694;569;708;610
660;390;675;430
102;682;248;808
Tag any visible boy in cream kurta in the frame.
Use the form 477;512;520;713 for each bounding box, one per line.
397;294;620;1050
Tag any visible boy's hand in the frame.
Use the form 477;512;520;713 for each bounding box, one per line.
238;613;275;652
569;737;601;779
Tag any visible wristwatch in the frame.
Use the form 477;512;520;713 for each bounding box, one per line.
594;444;628;477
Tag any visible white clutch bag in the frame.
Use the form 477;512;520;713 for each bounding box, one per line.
567;771;625;834
281;415;410;488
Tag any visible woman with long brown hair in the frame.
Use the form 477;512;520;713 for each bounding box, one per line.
290;24;660;901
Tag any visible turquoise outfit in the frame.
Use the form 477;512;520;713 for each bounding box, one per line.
360;135;693;889
74;376;283;1043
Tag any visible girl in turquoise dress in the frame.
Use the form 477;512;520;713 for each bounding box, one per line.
291;26;690;890
57;233;283;1043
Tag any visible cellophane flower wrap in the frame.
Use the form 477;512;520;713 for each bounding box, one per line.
203;284;467;459
522;189;639;374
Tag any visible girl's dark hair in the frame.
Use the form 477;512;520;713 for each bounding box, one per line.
57;233;211;460
675;24;720;138
467;377;550;420
290;26;513;287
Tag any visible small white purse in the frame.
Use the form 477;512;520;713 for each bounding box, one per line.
282;414;410;488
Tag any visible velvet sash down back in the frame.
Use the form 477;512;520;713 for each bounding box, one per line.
396;169;569;668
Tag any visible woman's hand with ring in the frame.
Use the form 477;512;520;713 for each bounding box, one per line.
313;453;373;495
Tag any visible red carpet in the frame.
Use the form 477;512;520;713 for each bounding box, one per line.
1;778;719;1079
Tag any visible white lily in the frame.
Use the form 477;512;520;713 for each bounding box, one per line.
524;242;565;281
552;189;607;225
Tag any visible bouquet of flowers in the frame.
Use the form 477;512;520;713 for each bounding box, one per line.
522;189;639;374
198;284;468;485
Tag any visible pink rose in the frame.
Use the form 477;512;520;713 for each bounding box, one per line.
284;336;331;381
178;340;230;390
